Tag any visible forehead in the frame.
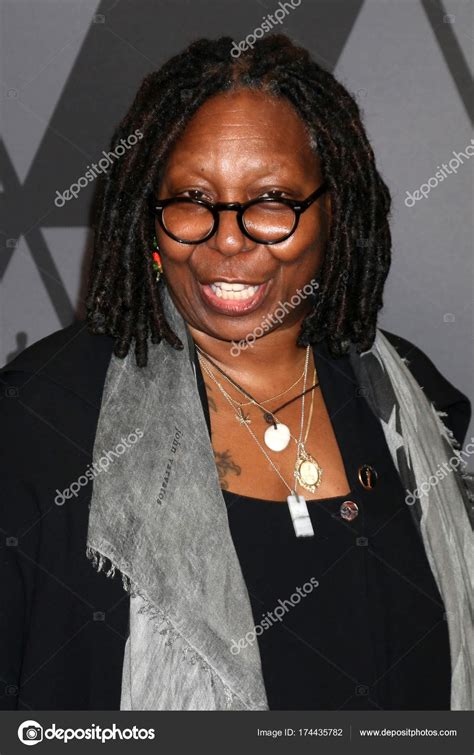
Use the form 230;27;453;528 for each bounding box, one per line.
163;89;318;178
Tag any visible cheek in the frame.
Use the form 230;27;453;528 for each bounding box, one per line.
264;237;324;282
155;227;195;264
265;211;327;263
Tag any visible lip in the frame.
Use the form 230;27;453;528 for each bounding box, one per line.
198;279;270;315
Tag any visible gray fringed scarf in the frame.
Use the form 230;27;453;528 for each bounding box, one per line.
86;287;474;710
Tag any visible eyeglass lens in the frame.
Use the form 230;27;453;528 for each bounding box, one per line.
161;201;297;242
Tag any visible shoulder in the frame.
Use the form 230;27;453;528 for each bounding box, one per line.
381;329;471;447
0;320;115;409
0;322;116;528
0;322;116;490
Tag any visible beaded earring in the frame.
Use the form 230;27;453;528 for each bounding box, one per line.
151;235;163;282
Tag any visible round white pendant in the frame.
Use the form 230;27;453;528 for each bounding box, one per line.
264;422;291;452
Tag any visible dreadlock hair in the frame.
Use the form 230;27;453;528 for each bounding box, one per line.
86;34;392;367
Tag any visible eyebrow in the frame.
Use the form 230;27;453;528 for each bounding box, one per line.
164;163;303;180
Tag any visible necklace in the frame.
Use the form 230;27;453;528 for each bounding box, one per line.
197;344;319;453
195;343;306;407
232;374;318;454
203;353;315;537
201;358;316;448
199;350;323;496
234;368;305;407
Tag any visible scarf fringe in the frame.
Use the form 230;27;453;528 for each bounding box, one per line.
431;407;474;511
433;407;462;449
85;545;244;706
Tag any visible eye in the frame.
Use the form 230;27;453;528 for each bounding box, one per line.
258;189;290;200
179;189;211;202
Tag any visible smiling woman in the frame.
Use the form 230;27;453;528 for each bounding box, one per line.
0;34;473;714
150;90;331;334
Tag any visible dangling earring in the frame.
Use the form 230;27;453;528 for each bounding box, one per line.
151;235;163;282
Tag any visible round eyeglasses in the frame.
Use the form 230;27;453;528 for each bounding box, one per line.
149;183;328;245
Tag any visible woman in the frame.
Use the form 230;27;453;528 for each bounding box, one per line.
1;35;473;712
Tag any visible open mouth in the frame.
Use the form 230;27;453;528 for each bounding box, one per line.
198;279;270;314
209;281;261;300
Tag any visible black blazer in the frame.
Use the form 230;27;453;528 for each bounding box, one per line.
0;322;470;710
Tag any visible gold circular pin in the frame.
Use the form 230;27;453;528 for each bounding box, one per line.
358;464;378;490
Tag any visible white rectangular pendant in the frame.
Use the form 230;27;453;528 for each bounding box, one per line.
287;493;315;537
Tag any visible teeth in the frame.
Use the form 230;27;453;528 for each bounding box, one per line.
209;282;260;300
216;282;246;291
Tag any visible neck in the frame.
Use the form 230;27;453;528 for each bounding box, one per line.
187;318;311;396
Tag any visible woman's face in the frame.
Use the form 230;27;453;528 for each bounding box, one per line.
154;88;331;344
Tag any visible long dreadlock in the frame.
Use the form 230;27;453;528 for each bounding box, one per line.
86;34;392;367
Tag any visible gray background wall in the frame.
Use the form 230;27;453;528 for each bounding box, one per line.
1;0;473;456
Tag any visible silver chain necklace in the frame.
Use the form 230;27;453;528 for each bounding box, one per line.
199;347;316;537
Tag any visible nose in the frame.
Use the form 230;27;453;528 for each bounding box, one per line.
207;208;256;257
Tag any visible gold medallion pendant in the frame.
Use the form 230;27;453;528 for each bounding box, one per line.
294;447;323;493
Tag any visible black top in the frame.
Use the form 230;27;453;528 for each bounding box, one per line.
0;321;470;710
219;338;451;710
